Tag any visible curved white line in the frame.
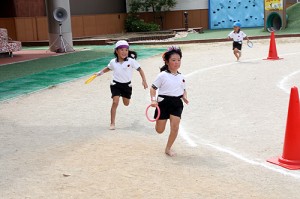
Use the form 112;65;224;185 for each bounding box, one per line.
180;51;300;180
179;125;197;147
277;70;300;94
196;134;300;179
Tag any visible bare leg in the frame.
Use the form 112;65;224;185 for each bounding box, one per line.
155;119;168;134
110;96;120;130
233;48;240;61
165;115;181;157
122;97;130;106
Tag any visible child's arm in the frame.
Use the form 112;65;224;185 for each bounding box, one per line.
137;68;148;89
227;32;232;40
150;87;157;107
244;36;250;42
95;67;110;76
182;90;189;105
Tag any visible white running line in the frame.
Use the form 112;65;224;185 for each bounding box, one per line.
179;125;197;147
179;126;300;179
277;70;300;94
179;51;300;180
185;51;300;78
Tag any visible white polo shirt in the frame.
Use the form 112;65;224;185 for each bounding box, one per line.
107;58;140;83
228;31;247;42
152;71;186;97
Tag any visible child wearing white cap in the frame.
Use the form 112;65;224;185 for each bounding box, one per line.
95;40;148;130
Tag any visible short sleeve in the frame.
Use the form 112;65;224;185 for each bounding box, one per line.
152;72;164;89
228;31;234;38
107;59;115;70
129;58;141;70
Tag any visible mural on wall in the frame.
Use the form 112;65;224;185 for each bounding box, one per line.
265;0;283;11
209;0;264;29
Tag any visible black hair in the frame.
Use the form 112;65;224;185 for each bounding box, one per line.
114;49;138;62
160;47;182;72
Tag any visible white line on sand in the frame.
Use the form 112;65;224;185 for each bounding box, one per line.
179;125;300;179
186;51;300;78
180;51;300;180
179;125;197;147
277;70;300;94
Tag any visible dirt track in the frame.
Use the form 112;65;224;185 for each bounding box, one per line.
1;38;300;198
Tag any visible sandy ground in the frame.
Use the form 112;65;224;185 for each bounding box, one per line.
1;37;300;198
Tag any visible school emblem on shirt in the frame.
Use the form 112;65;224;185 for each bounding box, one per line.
127;64;130;67
183;79;185;83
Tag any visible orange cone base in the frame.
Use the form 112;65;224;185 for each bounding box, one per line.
267;156;300;170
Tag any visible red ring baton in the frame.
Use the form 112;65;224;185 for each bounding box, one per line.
145;104;160;122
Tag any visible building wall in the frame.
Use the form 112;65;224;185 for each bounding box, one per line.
70;0;126;15
0;13;127;41
14;0;46;17
0;0;16;18
172;0;208;10
126;0;209;30
138;9;208;30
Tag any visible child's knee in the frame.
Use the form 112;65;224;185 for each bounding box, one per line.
155;126;165;134
122;99;130;106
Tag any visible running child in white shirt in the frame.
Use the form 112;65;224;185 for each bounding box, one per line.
95;40;148;130
150;46;189;157
227;22;250;61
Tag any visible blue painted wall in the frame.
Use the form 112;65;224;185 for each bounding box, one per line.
209;0;264;29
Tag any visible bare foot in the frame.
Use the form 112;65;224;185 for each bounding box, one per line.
109;124;115;130
165;149;176;157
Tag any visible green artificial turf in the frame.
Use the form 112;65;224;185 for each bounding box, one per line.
286;3;300;33
0;48;112;82
0;46;165;101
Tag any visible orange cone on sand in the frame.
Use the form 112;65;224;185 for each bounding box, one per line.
265;31;282;60
267;86;300;170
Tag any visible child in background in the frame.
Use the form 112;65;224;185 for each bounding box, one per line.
227;22;250;61
95;40;148;130
150;46;189;157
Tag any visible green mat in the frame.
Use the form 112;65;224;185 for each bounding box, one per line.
0;50;111;82
0;46;165;101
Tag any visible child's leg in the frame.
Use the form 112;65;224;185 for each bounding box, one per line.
155;119;168;134
165;115;181;156
122;97;130;106
233;48;240;60
110;96;120;130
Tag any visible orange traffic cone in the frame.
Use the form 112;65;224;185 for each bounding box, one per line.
267;86;300;170
265;31;282;60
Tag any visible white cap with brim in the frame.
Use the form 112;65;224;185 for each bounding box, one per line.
115;40;129;49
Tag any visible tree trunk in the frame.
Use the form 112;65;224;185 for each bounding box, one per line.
151;4;156;22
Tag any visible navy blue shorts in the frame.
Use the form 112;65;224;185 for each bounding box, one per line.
110;80;132;99
154;95;183;120
233;41;242;50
